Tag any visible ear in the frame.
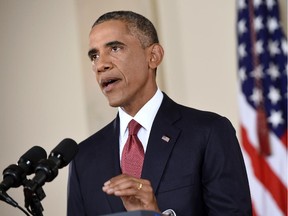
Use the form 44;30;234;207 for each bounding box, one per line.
148;44;164;69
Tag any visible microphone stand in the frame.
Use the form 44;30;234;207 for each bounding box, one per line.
0;190;31;216
23;179;46;216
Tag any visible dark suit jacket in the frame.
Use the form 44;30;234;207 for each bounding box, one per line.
67;93;252;216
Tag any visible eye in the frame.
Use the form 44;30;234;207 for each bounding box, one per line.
90;53;100;64
111;45;121;52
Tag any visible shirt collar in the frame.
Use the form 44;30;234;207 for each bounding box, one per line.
118;88;163;136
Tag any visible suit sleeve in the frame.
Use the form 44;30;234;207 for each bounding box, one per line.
67;160;87;216
202;117;252;216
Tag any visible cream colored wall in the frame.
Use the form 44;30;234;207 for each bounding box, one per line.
156;0;240;128
0;1;286;216
0;1;88;215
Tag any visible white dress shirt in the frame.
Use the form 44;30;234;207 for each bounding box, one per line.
118;88;163;159
118;89;176;216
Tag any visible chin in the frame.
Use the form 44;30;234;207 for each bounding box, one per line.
106;94;125;108
108;99;121;108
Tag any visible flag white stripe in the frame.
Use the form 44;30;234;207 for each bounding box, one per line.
266;133;288;187
239;91;288;187
242;150;285;216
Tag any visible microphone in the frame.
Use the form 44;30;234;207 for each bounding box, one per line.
25;138;78;192
0;146;47;192
0;146;47;206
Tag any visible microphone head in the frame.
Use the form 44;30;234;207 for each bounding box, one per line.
49;138;78;168
17;146;47;175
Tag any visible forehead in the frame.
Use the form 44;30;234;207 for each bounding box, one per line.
89;20;136;46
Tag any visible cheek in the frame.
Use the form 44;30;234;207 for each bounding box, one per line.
92;64;97;73
93;70;101;86
91;65;98;78
95;74;100;85
121;55;148;74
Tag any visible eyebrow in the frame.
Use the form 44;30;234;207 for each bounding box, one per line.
87;40;126;58
88;49;97;58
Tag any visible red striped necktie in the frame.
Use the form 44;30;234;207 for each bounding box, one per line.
121;119;144;178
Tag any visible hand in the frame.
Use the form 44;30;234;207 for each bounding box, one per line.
102;174;161;213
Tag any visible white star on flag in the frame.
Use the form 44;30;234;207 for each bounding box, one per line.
256;40;264;54
238;0;247;10
268;86;281;104
267;17;279;33
267;63;280;80
251;65;264;79
238;19;247;34
250;87;263;105
238;43;247;58
268;110;284;128
266;0;276;10
254;0;263;8
254;16;263;31
239;67;247;82
268;40;280;56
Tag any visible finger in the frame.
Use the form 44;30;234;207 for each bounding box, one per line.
114;180;151;197
116;181;143;194
104;174;134;187
104;174;142;189
111;178;141;193
103;174;128;192
137;182;143;190
103;175;140;194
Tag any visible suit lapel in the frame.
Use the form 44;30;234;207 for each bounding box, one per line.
104;117;126;212
141;94;181;193
104;95;181;211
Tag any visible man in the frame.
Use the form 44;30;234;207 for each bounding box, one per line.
67;10;252;216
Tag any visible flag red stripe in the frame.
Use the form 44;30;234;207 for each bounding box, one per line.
280;130;287;149
252;201;258;216
241;126;288;214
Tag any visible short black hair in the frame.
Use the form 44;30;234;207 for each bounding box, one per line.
92;10;159;48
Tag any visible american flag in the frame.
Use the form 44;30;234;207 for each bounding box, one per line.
236;0;287;215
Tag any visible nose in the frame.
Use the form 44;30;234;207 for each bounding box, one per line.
94;54;112;73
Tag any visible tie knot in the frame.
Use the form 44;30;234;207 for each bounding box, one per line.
128;119;141;135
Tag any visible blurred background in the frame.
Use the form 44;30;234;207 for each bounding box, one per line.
0;0;286;215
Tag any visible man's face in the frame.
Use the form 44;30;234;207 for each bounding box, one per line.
88;20;157;115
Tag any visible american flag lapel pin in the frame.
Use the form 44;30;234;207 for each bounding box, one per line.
161;135;170;142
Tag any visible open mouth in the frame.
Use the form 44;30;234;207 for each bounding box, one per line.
100;78;120;90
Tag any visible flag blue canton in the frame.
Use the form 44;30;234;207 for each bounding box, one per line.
237;0;287;138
